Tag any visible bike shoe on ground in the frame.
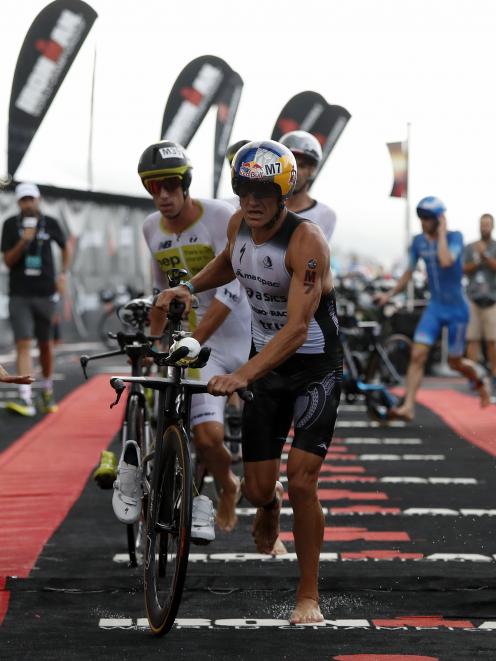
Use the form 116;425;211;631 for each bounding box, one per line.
93;450;118;489
112;441;142;524
5;397;36;417
191;495;215;544
39;389;59;414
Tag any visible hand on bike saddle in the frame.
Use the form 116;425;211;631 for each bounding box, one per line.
208;372;248;397
154;286;193;315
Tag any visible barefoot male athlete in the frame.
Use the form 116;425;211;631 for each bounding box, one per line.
155;140;342;624
133;141;252;536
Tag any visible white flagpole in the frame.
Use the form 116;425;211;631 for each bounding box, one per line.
87;45;97;191
405;122;414;311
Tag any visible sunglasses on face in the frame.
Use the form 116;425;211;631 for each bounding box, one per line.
237;182;279;199
144;177;182;195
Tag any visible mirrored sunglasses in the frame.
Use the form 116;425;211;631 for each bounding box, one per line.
144;177;182;195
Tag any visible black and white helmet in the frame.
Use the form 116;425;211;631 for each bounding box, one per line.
279;130;323;165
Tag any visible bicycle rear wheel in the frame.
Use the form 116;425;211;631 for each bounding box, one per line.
384;334;412;379
365;334;412;386
144;424;192;636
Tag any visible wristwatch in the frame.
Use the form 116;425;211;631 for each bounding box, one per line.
179;280;195;294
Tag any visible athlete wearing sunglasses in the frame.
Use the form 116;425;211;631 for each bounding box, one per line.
135;140;252;537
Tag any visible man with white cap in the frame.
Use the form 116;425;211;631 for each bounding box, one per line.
1;183;71;416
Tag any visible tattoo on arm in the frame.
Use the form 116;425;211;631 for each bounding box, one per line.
303;269;316;294
303;258;318;295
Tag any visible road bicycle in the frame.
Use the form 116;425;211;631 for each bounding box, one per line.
340;313;411;421
108;268;252;636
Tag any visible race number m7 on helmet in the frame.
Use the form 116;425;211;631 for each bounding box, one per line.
279;130;323;165
138;141;192;195
416;196;446;221
231;140;297;200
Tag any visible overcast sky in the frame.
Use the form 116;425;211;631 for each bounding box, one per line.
2;0;496;267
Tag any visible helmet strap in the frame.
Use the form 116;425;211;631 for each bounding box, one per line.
266;200;285;229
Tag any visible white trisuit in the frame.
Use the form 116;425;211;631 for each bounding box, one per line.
143;199;252;426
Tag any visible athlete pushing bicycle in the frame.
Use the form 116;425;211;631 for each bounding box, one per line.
154;140;342;625
124;141;252;540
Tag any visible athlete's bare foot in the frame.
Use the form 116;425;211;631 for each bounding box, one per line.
388;404;414;422
289;597;324;625
477;378;491;408
216;475;241;532
269;536;287;556
252;481;284;554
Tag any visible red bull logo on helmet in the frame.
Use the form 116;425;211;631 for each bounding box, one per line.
240;160;264;179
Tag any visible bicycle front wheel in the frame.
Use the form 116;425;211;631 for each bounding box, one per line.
144;424;192;636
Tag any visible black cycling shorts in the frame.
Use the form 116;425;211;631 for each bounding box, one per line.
242;353;342;462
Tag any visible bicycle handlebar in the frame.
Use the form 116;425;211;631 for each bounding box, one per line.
80;330;165;379
109;375;253;408
106;330;163;345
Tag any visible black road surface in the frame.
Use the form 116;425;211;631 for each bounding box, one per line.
1;344;495;660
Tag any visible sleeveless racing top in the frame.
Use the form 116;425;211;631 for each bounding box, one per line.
231;211;340;356
143;198;251;355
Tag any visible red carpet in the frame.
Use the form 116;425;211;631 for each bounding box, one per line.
416;389;496;457
0;375;122;623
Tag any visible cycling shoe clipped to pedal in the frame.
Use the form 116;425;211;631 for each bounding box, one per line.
112;441;142;524
191;495;215;545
